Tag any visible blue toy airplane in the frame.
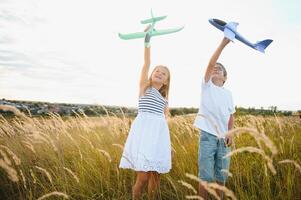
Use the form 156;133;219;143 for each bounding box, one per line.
209;18;273;53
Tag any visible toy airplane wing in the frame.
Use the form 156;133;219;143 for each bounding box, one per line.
151;27;184;37
226;22;239;31
224;28;236;41
118;27;184;40
224;22;239;41
118;32;146;40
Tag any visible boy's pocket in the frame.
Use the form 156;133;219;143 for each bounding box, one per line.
200;131;209;141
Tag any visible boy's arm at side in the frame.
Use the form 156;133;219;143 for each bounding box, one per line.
228;114;234;130
225;114;234;146
204;37;230;82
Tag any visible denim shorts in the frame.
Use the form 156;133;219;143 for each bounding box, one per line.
198;130;231;183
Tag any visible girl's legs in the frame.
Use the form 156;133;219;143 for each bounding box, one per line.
133;171;150;200
147;171;160;199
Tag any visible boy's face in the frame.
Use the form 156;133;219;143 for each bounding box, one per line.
211;65;227;84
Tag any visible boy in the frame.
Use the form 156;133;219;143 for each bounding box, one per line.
194;37;235;199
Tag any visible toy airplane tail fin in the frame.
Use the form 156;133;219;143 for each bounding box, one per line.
141;15;167;24
141;9;167;24
255;39;273;53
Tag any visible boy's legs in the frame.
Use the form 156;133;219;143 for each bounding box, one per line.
198;130;217;199
214;138;231;199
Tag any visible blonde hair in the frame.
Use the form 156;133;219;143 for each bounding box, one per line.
147;65;170;99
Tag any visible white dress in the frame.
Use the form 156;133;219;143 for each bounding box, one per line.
119;87;171;173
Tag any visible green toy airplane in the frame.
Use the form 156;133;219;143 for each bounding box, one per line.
118;10;184;40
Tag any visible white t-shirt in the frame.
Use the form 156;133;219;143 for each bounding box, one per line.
194;78;235;138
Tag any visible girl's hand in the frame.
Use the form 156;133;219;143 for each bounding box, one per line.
144;25;152;48
144;25;151;32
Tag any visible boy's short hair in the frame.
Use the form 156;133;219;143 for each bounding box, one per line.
216;62;227;84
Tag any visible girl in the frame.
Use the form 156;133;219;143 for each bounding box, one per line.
119;27;171;199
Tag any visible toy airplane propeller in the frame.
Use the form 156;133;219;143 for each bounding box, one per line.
209;18;273;53
118;10;184;40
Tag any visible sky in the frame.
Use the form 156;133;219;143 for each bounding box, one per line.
0;0;300;111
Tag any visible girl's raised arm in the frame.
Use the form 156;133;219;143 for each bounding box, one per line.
139;29;151;96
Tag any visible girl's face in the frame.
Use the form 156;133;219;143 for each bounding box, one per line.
151;66;169;85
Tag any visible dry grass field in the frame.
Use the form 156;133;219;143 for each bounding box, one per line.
0;106;300;199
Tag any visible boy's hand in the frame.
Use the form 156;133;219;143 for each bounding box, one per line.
224;134;233;147
222;37;231;46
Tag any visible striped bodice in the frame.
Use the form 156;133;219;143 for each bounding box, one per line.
138;87;168;115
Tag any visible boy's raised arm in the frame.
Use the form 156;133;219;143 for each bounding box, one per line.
204;37;230;82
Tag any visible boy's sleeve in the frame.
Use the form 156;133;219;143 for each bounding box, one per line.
229;92;235;114
201;77;212;90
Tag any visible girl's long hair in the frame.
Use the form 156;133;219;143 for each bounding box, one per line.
146;65;170;100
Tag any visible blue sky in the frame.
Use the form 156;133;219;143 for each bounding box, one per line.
0;0;300;111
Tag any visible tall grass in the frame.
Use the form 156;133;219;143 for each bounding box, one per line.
0;108;300;199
